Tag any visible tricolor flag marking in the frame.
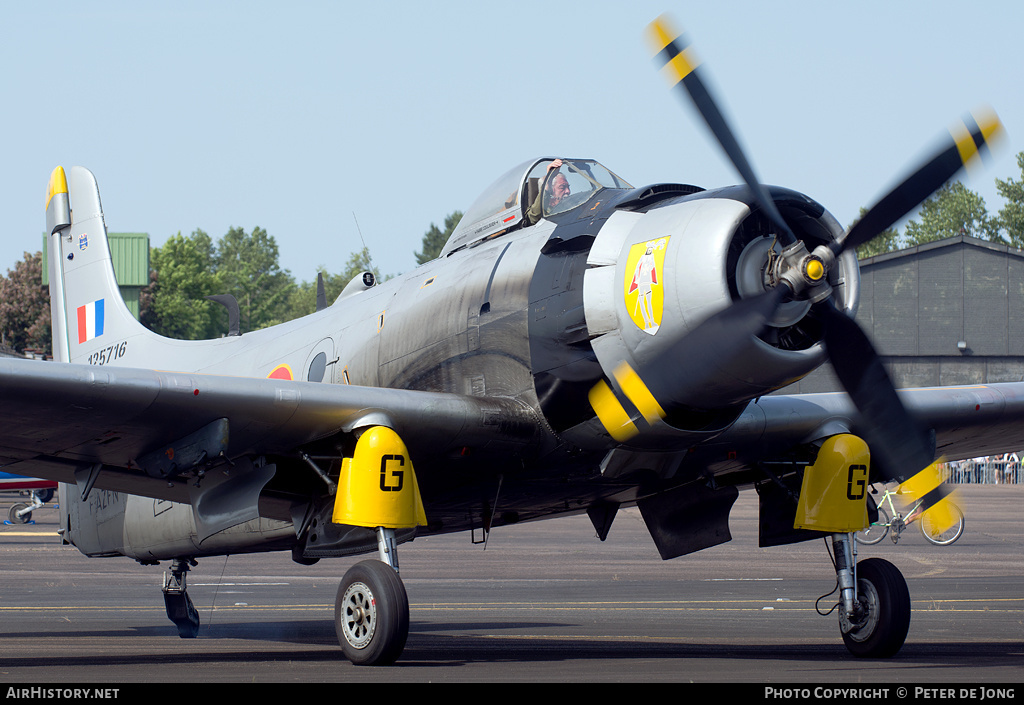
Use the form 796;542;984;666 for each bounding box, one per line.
77;299;105;344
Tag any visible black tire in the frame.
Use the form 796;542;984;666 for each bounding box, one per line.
8;503;31;524
919;503;965;546
840;557;911;658
335;560;409;666
856;505;890;545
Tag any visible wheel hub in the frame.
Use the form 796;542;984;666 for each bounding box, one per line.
341;581;377;649
839;580;880;642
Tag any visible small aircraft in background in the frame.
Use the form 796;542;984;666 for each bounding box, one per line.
1;472;58;524
0;16;1017;665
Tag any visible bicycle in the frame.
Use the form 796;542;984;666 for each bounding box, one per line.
856;484;964;546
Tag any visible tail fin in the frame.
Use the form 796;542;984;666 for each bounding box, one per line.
45;166;156;364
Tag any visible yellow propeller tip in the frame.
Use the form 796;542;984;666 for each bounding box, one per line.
645;14;680;54
973;106;1006;143
951;106;1006;166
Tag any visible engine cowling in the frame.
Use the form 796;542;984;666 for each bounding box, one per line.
583;186;858;426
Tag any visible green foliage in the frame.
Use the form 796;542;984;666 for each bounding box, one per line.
142;226;295;338
0;252;50;355
903;181;999;245
996;151;1024;249
215;226;295;331
415;210;462;264
140;230;220;339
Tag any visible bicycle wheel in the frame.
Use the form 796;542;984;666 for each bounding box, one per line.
856;505;890;545
919;503;964;546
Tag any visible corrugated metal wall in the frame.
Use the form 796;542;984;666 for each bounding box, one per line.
781;235;1024;392
860;237;1019;357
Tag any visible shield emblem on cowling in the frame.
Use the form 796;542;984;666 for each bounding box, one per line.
623;237;669;335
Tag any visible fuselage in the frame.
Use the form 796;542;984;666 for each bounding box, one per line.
47;160;857;557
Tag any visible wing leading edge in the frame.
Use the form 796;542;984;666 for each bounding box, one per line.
708;383;1024;470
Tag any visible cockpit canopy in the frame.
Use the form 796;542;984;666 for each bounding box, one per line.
439;158;632;258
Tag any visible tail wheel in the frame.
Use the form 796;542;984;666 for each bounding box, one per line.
8;503;31;524
335;559;409;666
919;504;965;546
840;557;911;658
855;505;891;545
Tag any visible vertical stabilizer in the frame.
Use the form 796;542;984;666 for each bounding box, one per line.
45;166;154;364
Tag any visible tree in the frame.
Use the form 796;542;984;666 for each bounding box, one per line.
995;151;1024;249
415;210;462;264
903;181;999;246
140;230;221;339
142;226;296;337
214;226;295;332
852;208;903;259
0;252;50;356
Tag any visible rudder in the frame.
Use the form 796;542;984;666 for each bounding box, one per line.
45;166;157;364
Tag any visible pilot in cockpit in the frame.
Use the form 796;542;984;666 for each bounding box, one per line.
523;159;570;226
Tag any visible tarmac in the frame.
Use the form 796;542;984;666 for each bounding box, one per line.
1;485;1021;684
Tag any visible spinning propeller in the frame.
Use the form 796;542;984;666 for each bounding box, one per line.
600;15;1004;527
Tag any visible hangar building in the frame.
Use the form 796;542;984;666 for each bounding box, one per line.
780;234;1024;394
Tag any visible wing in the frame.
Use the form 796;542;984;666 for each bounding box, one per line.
0;356;540;510
711;383;1024;469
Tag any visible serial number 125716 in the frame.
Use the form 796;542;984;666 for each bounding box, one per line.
87;340;127;366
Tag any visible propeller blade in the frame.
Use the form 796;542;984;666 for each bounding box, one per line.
839;108;1003;255
646;15;797;246
819;299;957;523
820;300;933;476
640;14;978;532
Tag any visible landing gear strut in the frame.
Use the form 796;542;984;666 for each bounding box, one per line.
6;489;54;524
831;533;910;658
163;558;201;638
335;527;409;666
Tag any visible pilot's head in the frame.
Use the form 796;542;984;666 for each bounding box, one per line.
547;173;570;208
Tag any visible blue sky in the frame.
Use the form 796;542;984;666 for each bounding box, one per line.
2;1;1022;281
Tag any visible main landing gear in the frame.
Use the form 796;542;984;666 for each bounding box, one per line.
830;533;910;658
335;527;409;666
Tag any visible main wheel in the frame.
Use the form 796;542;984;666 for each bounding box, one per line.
919;503;965;546
335;560;409;666
839;557;911;658
855;505;890;545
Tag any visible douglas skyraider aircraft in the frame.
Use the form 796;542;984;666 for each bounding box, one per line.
1;16;1020;665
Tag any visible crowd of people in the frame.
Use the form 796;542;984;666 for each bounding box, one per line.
939;453;1022;484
